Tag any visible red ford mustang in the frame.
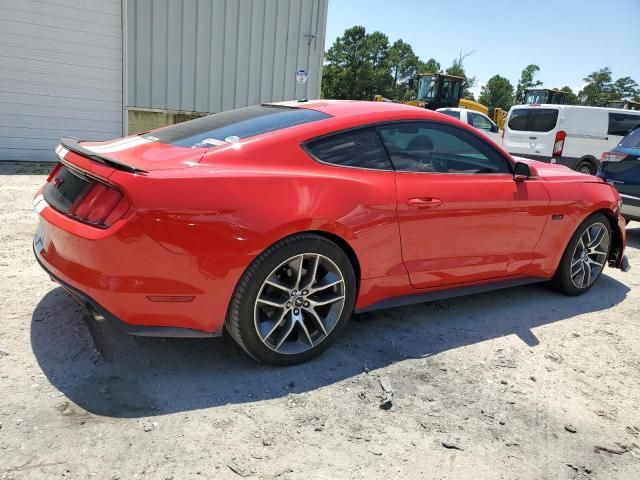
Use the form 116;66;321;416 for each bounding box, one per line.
33;101;629;365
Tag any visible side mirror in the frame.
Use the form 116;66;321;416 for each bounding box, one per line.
408;78;415;89
491;124;499;133
513;161;531;182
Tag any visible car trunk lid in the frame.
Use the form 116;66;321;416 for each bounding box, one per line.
68;136;207;173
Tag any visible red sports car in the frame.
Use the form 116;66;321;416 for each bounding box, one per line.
34;101;629;365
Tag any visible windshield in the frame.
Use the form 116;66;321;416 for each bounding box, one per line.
524;90;547;104
142;105;331;148
417;76;437;102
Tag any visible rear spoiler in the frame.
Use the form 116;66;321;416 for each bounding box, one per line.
59;137;148;174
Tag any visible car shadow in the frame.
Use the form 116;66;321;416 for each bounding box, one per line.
32;274;630;418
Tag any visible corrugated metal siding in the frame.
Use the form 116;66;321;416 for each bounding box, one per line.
127;0;328;113
0;0;123;161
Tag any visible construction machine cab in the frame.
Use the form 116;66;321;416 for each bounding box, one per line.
415;73;464;110
523;88;567;105
602;100;640;111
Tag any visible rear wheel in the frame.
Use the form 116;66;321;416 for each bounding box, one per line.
226;234;356;365
552;213;611;295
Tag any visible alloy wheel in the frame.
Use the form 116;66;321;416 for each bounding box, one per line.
254;253;346;354
570;222;609;289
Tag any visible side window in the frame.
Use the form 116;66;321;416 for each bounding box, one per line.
468;112;493;131
376;122;512;174
608;113;640;137
305;128;393;170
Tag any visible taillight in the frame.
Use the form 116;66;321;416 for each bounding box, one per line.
501;128;505;144
552;130;566;157
46;163;62;182
68;181;129;228
600;151;626;162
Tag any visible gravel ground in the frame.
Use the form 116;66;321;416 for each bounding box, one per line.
0;162;639;480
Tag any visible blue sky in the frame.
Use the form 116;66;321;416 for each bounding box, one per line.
325;0;640;98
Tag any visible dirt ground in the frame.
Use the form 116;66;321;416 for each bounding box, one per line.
0;162;639;480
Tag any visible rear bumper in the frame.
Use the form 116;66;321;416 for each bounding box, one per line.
32;197;240;336
34;242;219;338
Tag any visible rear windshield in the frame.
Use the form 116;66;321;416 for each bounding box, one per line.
438;110;460;119
620;127;640;148
508;108;559;132
142;105;331;148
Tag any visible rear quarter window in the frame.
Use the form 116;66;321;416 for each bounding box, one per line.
508;108;558;132
304;128;393;170
608;113;640;137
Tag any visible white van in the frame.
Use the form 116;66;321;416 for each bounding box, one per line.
502;105;640;174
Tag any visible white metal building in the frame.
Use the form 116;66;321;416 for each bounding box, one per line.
0;0;328;162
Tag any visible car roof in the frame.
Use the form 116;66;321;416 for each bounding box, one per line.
509;104;640;115
437;107;465;113
268;99;442;119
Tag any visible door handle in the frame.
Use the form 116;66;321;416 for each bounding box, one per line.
407;197;442;208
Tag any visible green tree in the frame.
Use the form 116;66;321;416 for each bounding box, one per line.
578;68;614;106
445;53;475;100
417;58;441;74
388;39;418;98
612;76;639;100
321;26;392;100
559;86;579;105
478;75;514;116
515;64;543;103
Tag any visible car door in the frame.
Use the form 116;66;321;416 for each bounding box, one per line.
467;111;501;144
376;121;550;289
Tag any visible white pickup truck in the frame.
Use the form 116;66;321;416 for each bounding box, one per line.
436;107;502;145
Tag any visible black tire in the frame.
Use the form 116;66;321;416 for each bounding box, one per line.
551;213;611;296
226;233;356;365
575;161;595;175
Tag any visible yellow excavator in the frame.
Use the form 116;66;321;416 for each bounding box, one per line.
603;99;640;110
374;72;489;115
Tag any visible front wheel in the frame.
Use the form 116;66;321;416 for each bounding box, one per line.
226;234;356;365
551;213;611;296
